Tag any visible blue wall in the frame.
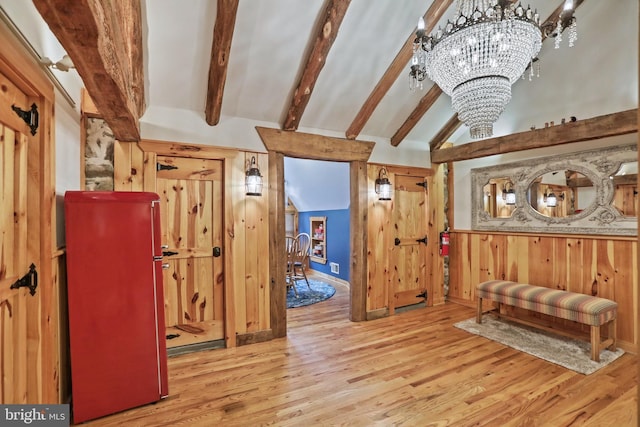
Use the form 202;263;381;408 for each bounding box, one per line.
298;209;350;281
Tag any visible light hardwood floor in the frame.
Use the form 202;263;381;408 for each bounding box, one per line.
84;275;637;426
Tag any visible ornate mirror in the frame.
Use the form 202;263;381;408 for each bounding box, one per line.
527;170;594;218
611;161;638;217
482;177;516;218
471;144;637;236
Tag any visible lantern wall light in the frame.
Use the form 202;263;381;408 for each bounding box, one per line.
544;187;564;207
375;167;392;201
502;182;516;205
245;156;263;196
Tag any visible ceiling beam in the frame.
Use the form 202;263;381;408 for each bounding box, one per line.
33;0;144;141
345;0;453;140
426;0;584;150
430;109;638;164
390;85;443;147
429;115;461;152
205;0;239;126
256;127;374;162
282;0;351;131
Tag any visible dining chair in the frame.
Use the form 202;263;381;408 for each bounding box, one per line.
285;236;300;296
292;233;311;289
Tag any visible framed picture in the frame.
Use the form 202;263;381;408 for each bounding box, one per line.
83;117;115;190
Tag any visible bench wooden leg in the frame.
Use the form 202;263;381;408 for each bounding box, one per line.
477;297;483;323
607;318;617;352
590;326;600;362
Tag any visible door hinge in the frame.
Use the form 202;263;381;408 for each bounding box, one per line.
416;181;427;189
416;290;428;301
416;236;428;245
157;162;178;171
10;263;38;296
163;251;179;257
12;103;39;135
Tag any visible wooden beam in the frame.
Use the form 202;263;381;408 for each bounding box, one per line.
429;115;461;152
345;0;453;140
391;85;443;147
33;0;144;141
349;160;368;322
256;127;375;162
430;109;638;163
282;0;351;131
428;0;585;150
268;151;287;338
205;0;239;126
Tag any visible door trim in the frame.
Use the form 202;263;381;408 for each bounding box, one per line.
0;20;57;403
258;128;375;338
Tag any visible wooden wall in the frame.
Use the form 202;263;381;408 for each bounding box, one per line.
448;230;638;352
113;140;270;345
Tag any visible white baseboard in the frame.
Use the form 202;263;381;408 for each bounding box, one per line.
308;269;350;287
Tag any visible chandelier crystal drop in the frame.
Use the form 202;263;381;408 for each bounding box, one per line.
410;0;546;139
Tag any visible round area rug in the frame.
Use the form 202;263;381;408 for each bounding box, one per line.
287;279;336;308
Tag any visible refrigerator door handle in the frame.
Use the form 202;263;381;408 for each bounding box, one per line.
153;256;163;261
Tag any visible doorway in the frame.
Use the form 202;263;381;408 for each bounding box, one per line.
258;126;373;338
284;158;350;316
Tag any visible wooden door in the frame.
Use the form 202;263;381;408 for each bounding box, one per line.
0;69;30;403
156;156;224;349
390;174;428;312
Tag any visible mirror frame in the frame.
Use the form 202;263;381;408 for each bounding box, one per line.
471;144;638;236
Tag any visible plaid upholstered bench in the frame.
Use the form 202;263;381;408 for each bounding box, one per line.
476;280;618;362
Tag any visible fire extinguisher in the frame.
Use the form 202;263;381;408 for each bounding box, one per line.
439;229;450;256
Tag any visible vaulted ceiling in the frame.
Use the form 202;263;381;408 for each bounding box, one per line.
17;0;640;161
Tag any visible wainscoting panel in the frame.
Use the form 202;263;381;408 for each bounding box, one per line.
449;231;637;352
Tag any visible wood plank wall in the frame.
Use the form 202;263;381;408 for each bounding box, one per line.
113;141;271;344
448;230;638;352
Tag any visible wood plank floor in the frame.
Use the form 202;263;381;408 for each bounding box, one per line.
84;275;637;426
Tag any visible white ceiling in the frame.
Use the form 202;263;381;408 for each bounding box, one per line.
141;0;638;150
1;0;637;211
2;0;637;149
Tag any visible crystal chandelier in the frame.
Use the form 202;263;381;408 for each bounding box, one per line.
410;0;577;139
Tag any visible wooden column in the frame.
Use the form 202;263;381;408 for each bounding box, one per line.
269;152;287;337
349;160;368;321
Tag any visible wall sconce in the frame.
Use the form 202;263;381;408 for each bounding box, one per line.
544;188;564;207
505;188;516;206
245;156;263;196
502;183;516;205
375;167;392;201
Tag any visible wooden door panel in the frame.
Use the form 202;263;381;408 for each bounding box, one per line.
391;174;428;310
0;72;31;135
157;156;223;181
0;87;30;403
162;258;215;323
156;156;224;348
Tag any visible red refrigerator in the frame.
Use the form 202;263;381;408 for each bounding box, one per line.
64;191;169;423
